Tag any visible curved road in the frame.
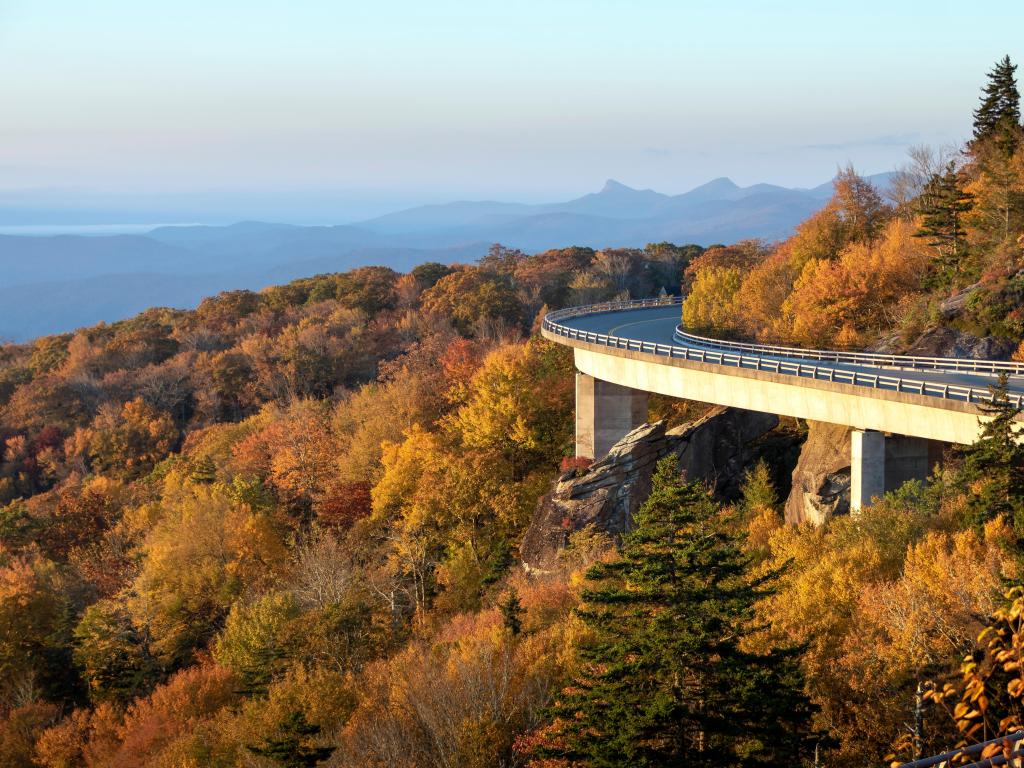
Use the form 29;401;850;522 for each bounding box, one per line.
547;301;1024;407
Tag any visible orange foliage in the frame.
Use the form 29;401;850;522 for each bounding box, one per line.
781;220;930;347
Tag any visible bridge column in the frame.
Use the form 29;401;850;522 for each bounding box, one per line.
575;373;648;460
850;429;886;512
851;431;939;511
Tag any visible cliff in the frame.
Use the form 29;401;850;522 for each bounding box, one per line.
520;407;778;572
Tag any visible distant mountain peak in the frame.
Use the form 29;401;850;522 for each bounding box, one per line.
698;177;740;191
600;179;636;194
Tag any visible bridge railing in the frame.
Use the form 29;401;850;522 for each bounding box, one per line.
542;297;1024;409
673;328;1024;376
895;731;1024;768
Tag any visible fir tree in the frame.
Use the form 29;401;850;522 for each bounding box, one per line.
499;587;524;636
246;711;335;768
540;457;816;767
914;162;974;289
959;374;1024;535
972;55;1022;155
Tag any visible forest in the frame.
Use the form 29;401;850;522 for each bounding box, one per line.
0;57;1023;767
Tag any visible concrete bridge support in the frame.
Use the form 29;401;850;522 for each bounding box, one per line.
850;430;886;512
575;373;648;460
851;430;941;511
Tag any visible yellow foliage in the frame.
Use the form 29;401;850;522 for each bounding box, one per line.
681;266;743;334
444;338;573;470
128;480;288;664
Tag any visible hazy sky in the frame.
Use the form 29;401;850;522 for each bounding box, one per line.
1;0;1023;222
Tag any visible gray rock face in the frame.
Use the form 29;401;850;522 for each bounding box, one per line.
784;420;851;526
520;407;778;572
870;282;1017;360
900;325;1016;361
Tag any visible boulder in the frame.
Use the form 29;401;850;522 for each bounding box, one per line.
520;407;778;572
784;420;851;526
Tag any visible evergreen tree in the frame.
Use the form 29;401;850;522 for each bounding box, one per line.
959;374;1024;535
914;162;974;289
540;458;816;767
499;587;524;636
972;55;1022;155
246;711;335;768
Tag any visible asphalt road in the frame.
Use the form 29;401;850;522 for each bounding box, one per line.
557;304;1024;398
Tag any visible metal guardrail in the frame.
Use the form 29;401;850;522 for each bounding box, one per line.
896;731;1024;768
542;297;1024;409
672;328;1024;377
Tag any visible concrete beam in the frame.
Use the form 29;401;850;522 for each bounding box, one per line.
575;373;648;459
851;429;886;512
567;346;991;445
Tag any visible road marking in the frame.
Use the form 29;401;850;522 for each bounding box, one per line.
607;317;677;339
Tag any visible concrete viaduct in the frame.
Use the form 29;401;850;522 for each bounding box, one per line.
542;297;1024;511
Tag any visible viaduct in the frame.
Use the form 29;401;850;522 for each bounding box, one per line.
542;297;1024;511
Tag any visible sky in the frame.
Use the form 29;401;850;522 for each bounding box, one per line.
1;0;1023;223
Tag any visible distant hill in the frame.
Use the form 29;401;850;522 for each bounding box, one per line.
0;172;894;341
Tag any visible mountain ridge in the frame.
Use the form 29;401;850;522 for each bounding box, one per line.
0;171;895;340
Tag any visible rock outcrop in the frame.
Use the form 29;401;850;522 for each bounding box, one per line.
784;420;851;526
870;281;1017;360
900;325;1016;361
520;407;778;572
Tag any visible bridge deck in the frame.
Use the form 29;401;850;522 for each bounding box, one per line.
558;304;1024;397
543;300;1024;445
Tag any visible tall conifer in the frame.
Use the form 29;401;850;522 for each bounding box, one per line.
540;458;815;767
914;162;974;289
959;374;1024;535
972;55;1022;155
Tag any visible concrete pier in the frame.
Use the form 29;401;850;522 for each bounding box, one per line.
575;373;648;459
851;429;886;512
851;431;940;511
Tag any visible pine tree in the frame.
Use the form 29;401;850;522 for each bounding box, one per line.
246;711;335;768
959;374;1024;535
499;587;524;636
914;162;974;289
539;458;816;767
972;55;1022;155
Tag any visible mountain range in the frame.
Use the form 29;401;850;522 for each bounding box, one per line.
0;173;892;341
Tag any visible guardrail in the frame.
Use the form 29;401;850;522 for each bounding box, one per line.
542;297;1024;409
672;328;1024;377
896;731;1024;768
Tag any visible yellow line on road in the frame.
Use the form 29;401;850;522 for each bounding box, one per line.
607;317;677;338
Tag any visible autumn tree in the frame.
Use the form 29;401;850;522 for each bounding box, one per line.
832;165;891;246
444;338;574;476
924;585;1024;759
128;475;288;667
681;266;742;334
76;397;178;479
0;547;77;703
420;268;524;335
781;220;930;347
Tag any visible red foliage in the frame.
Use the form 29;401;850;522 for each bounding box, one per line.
559;456;593;474
317;481;373;529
